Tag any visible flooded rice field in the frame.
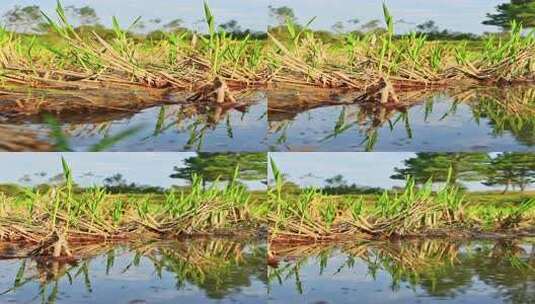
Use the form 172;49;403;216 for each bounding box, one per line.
0;239;267;304
2;85;535;152
268;86;535;152
0;88;267;152
268;238;535;304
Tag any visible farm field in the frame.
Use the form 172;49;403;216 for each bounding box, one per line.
1;2;534;151
1;1;535;303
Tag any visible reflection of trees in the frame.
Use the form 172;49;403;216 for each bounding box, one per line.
0;239;267;303
461;241;535;304
268;87;423;151
470;87;535;147
269;239;535;303
268;86;535;151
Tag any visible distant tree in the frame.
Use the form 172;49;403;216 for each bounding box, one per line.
149;18;162;25
322;174;382;195
65;5;99;26
347;18;360;26
35;172;47;178
164;18;184;31
18;174;32;183
325;174;348;187
395;19;414;26
391;153;490;186
104;173;128;188
416;20;440;33
483;153;535;193
332;21;345;34
48;173;65;184
483;0;535;30
268;6;297;25
131;20;146;32
219;20;242;34
170;153;267;186
330;18;361;34
103;173;164;193
360;19;382;32
2;5;48;33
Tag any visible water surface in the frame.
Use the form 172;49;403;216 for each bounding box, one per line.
0;239;267;303
268;238;535;304
268;86;535;152
0;90;267;152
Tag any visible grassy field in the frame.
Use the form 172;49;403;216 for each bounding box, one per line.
0;2;269;101
0;158;267;259
1;2;534;106
266;161;535;243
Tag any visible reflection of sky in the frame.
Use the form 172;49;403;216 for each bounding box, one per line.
2;0;505;33
269;152;526;192
0;153;265;190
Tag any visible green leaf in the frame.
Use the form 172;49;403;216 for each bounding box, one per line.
89;126;143;152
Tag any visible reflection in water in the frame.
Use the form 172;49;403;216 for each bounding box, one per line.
0;239;267;303
268;86;535;151
0;89;267;152
268;239;535;304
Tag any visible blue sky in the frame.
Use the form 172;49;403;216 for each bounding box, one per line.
269;152;413;189
0;153;265;190
269;0;505;33
2;0;505;33
2;0;269;32
269;152;515;192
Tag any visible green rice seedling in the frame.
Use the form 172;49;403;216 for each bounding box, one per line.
429;45;444;72
111;200;125;225
496;198;535;229
267;162;534;242
0;159;261;251
349;197;364;221
320;201;337;229
269;157;285;204
199;1;222;75
1;0;535;117
379;2;394;73
110;16;143;62
166;31;189;65
455;41;470;65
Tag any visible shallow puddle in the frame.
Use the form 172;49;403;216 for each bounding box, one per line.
0;90;267;152
268;238;535;304
0;239;267;303
268;86;535;152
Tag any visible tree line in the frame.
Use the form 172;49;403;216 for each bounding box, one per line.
0;3;265;39
267;1;535;41
321;153;535;194
2;1;534;39
392;153;535;193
